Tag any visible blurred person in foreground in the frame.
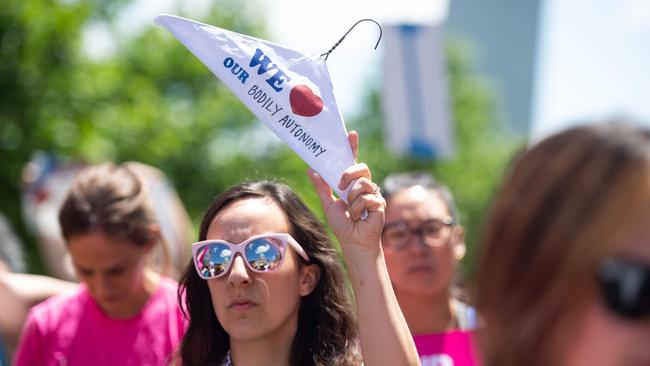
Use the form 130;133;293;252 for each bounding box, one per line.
14;163;185;365
21;155;192;281
0;273;76;363
382;172;479;364
0;213;76;364
474;121;650;366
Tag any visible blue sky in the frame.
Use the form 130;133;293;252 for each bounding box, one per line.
531;0;650;139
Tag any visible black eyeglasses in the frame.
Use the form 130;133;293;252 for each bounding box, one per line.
598;258;650;319
381;217;455;251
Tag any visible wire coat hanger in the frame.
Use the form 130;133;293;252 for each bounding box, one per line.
321;19;383;61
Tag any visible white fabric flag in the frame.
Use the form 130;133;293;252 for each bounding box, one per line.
155;14;356;200
382;24;454;159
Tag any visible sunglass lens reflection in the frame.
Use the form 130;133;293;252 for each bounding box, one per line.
198;243;232;278
245;238;283;271
599;259;650;319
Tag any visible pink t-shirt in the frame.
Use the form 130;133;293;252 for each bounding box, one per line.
13;277;186;366
413;331;482;366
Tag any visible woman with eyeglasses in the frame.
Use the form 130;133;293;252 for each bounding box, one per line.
13;163;186;366
177;135;419;366
381;172;478;363
474;121;650;366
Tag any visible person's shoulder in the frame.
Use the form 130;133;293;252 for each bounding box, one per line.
155;276;181;300
30;285;84;315
142;276;185;336
27;285;85;330
451;298;478;331
147;276;182;314
158;276;180;291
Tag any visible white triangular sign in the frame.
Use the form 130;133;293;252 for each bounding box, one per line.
155;15;356;201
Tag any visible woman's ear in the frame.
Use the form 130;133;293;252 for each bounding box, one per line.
454;243;466;261
144;224;161;254
452;226;466;261
299;263;321;296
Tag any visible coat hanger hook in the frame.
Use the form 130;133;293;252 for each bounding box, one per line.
321;19;382;61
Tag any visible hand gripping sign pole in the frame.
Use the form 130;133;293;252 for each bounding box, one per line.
155;15;380;217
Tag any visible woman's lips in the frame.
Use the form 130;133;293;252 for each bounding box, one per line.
407;265;434;274
229;298;257;310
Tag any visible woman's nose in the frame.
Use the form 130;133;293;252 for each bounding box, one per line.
227;255;252;287
406;232;429;254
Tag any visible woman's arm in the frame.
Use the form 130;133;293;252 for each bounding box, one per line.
0;273;77;307
308;133;420;366
0;273;76;361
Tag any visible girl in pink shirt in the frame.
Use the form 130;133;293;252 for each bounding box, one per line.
14;163;185;366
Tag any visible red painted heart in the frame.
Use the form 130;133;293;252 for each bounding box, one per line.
289;85;323;117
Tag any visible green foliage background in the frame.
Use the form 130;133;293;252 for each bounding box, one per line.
0;0;519;273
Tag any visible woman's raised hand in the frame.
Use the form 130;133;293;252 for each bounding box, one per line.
307;130;385;255
308;131;420;366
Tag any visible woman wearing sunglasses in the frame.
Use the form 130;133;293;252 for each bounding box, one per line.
177;135;419;365
474;121;650;366
14;163;185;366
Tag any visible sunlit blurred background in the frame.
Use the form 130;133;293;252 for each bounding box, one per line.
1;0;649;275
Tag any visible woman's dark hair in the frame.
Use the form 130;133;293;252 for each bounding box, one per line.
178;180;361;366
382;171;459;222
